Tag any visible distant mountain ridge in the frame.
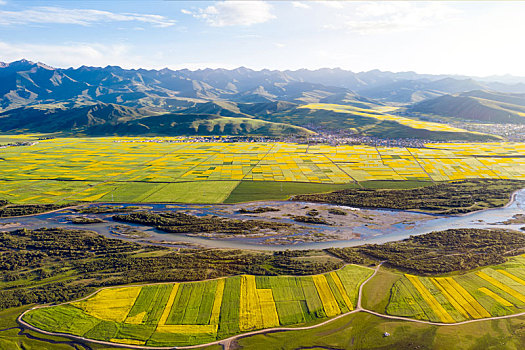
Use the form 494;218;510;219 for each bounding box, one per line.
2;59;525;111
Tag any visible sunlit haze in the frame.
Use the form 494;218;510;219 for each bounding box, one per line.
1;0;524;76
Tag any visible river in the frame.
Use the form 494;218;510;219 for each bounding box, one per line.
1;189;524;251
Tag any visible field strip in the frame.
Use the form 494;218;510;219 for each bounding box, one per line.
16;264;379;350
431;278;469;319
498;270;525;285
474;156;502;179
157;284;178;327
60;143;192;203
445;277;490;318
209;279;225;325
478;287;513;307
437;277;489;319
476;271;525;303
375;146;405;180
405;274;455;323
330;271;353;310
240;143;277;181
312;274;341;317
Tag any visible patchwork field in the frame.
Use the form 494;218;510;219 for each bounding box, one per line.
22;265;373;347
387;255;525;323
1;137;525;204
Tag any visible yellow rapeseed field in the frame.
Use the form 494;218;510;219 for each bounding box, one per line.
435;277;490;319
478;287;513;307
239;275;279;331
209;279;225;325
431;278;470;319
3;138;525;204
312;275;340;317
126;311;147;325
109;338;145;345
72;287;141;322
156;284;179;329
405;275;454;323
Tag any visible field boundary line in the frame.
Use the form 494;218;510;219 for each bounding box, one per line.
239;143;277;181
406;148;435;182
319;153;360;186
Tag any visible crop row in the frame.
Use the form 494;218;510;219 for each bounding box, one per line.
388;256;525;323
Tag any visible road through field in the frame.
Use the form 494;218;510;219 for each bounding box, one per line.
16;259;525;349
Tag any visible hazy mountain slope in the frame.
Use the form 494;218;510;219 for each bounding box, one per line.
0;103;152;133
0;59;522;139
179;101;251;118
86;113;315;137
409;90;525;123
237;101;298;116
358;78;487;103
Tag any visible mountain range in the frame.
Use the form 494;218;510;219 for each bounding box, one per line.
0;59;523;139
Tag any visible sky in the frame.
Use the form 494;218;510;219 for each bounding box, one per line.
0;1;524;76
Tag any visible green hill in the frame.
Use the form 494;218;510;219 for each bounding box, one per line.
409;90;525;123
260;103;500;141
0;103;313;137
86;113;315;136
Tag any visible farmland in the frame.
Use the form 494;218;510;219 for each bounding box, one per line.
1;137;525;204
21;265;373;347
17;248;525;348
386;255;525;323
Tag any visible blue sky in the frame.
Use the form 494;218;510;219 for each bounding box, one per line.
0;1;524;76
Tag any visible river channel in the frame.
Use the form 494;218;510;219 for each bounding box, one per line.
1;189;524;251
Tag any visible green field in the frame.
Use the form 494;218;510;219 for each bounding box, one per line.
1;137;525;204
22;265;373;347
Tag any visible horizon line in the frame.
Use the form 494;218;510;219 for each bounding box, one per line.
2;58;523;80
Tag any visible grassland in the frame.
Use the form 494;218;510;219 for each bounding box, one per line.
233;312;525;350
1;137;525;205
22;265;373;347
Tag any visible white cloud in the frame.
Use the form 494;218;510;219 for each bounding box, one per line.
317;1;345;9
292;2;310;9
274;43;285;48
0;7;176;27
330;2;459;34
0;41;144;68
190;1;275;27
181;9;192;15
